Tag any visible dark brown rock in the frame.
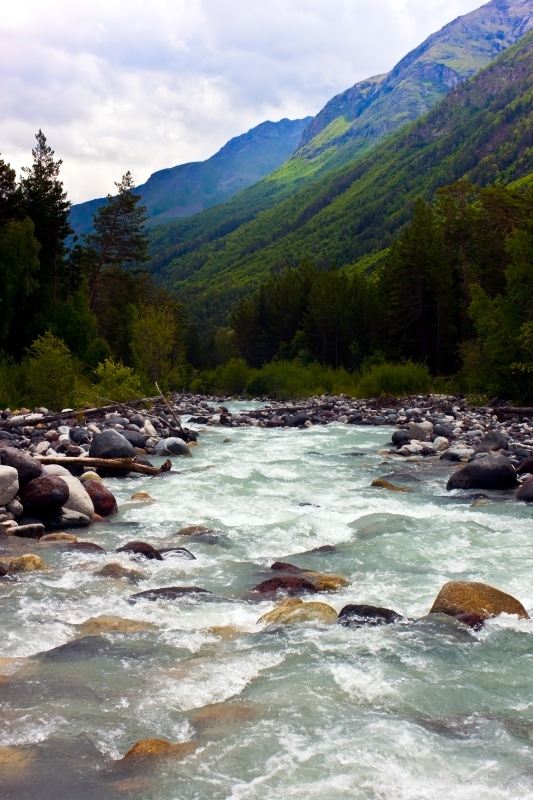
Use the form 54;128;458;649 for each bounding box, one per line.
0;445;42;486
516;457;533;475
430;581;529;621
338;604;403;628
270;562;307;574
517;477;533;502
83;481;118;517
115;541;163;561
20;475;70;516
453;612;485;631
130;586;213;602
66;541;106;553
250;576;318;598
446;455;517;491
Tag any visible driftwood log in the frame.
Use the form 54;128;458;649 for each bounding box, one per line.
0;396;164;430
35;455;173;476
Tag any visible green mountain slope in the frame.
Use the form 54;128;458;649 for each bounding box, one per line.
156;30;533;328
147;0;533;290
69;117;311;234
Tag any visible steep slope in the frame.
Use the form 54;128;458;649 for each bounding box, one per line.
148;0;533;294
155;31;533;328
69;117;311;234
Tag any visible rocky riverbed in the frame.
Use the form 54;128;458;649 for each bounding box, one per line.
1;394;533;798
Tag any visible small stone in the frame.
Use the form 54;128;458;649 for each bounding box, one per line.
130;492;157;502
121;738;197;761
94;562;147;581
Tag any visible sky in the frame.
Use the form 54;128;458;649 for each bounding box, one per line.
0;0;485;203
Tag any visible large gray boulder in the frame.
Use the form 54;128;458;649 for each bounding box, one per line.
447;455;517;491
155;437;191;457
0;465;19;506
89;430;135;460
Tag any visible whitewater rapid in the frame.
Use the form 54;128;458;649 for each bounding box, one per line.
2;405;533;799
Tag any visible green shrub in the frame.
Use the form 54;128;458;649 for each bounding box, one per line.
93;358;142;402
354;360;431;398
26;332;77;411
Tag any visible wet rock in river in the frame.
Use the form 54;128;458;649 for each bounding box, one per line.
130;586;213;602
115;541;163;561
270;562;347;591
130;492;157;502
66;541;106;553
0;445;42;485
371;478;412;493
176;525;216;536
89;429;135;460
8;554;48;573
285;412;309;427
77;615;157;637
251;575;318;598
158;547;196;560
155;437;191;457
83;480;118;517
430;581;529;621
0;466;18;506
20;475;70;516
121;738;197;761
258;597;338;626
446;455;517;491
392;430;410;447
94;562;147;581
40;533;78;543
338;604;404;628
517;477;533;502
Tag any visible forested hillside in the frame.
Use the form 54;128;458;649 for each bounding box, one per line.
151;31;533;331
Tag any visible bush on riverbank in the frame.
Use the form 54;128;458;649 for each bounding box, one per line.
354;361;432;399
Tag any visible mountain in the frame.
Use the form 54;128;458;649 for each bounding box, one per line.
69;117;311;234
147;0;533;314
151;29;533;329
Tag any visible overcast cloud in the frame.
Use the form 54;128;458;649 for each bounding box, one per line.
1;0;484;202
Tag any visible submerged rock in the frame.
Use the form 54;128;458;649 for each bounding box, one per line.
77;616;157;637
121;738;197;761
251;576;318;599
371;478;412;493
258;598;338;626
446;455;517;491
176;525;216;537
130;586;213;602
8;554;48;573
429;581;529;621
40;533;78;543
338;604;403;628
94;562;147;581
115;541;163;561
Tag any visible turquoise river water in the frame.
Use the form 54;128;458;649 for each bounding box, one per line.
2;403;533;799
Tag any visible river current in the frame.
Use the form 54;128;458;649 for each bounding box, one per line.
2;403;533;799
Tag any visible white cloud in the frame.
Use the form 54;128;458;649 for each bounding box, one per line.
0;0;484;202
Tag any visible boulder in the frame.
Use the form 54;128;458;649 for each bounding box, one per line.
338;604;403;628
66;541;106;553
250;576;318;598
285;412;309;428
130;492;157;502
440;447;475;462
269;562;347;592
10;523;45;539
408;422;433;442
516;457;533;475
20;475;70;517
155;437;191;457
391;430;410;447
446;455;517;491
77;615;157;637
0;446;42;485
121;430;146;449
41;464;73;477
475;431;509;454
130;586;213;602
115;541;163;561
47;508;92;528
429;581;529;621
434;423;454;438
80;471;101;483
0;466;19;506
517;477;533;502
83;481;117;517
8;554;48;573
89;429;135;460
61;476;94;521
40;533;77;543
258;598;338;626
121;738;197;761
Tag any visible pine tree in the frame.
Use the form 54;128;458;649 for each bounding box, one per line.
84;172;148;308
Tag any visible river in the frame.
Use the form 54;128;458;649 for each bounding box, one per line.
2;404;533;799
